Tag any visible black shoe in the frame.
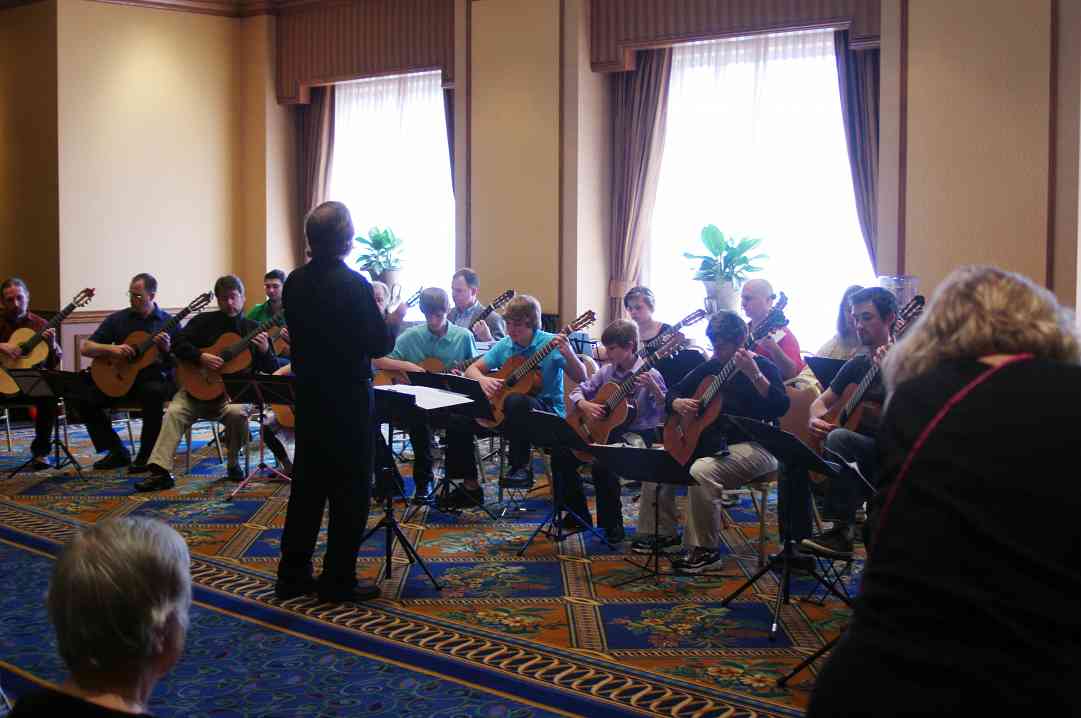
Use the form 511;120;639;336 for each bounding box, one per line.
801;526;854;559
318;582;380;604
671;547;725;574
225;465;244;482
127;463;151;475
767;548;817;573
499;466;534;489
30;456;51;472
631;534;681;555
410;485;433;505
274;577;318;600
438;484;484;510
557;513;592;532
134;465;175;492
93;449;131;471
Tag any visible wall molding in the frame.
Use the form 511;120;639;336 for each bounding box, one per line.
1;0;317;18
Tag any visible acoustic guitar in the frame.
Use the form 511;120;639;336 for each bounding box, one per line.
663;295;791;466
269;363;295;429
566;334;684;461
90;291;213;398
271;326;290;357
0;288;95;396
175;312;286;401
810;295;925;451
643;308;707;352
476;310;597;429
372;288;514;386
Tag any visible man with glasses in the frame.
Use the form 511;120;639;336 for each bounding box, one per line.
75;273;178;472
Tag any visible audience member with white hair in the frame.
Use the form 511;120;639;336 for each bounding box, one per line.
10;517;191;716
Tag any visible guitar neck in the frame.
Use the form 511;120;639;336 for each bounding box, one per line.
19;301;77;354
840;361;880;424
510;332;565;382
220;316;278;361
698;356;739;408
134;309;188;355
606;358;661;410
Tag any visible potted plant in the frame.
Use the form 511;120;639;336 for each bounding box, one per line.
354;226;404;287
684;225;766;311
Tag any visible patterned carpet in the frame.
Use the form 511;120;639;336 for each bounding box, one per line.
0;418;859;717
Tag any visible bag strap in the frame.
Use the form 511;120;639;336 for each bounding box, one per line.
869;353;1034;551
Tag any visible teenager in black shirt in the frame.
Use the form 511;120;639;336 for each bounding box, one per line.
809;265;1081;715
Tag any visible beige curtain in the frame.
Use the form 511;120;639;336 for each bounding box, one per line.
609;49;672;320
296;85;336;265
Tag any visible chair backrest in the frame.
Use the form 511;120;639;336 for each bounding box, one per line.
779;377;821;446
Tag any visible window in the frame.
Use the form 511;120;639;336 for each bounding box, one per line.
330;70;454;318
648;30;876;350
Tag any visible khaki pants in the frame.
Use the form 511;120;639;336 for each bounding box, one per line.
683;442;778;551
147;389;248;472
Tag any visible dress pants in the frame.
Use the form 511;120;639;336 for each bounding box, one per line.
502;393;550;470
146;389;247;471
682;442;778;551
278;382;373;593
73;374;173;462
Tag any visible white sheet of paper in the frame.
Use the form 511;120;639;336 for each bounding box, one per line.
376;384;473;411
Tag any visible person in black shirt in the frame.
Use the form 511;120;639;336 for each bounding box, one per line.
10;517;190;717
801;286;897;559
275;201;394;604
73;273;178;473
809;265;1081;715
665;311;790;574
137;275;276;491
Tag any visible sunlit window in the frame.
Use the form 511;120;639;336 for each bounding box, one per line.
648;29;875;350
330;70;454;319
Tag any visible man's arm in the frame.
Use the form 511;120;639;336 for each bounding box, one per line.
172;314;206;363
756;335;799;380
80;314;122;358
373;356;425;373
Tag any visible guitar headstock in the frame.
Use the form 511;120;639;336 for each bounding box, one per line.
653;334;686;361
188;291;214;313
894;295;925;337
566;310;597;333
751;292;790;342
265;312;287;330
677;308;708;329
72;288;95;308
487;289;515;312
406;287;423;307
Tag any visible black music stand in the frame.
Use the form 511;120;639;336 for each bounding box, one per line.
587;443;695;587
221;374;294;500
6;369;87;478
366;387;442;590
514;410;613;555
720;416;854;641
806;357;847;389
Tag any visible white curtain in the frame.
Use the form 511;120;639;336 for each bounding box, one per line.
330;71;454;316
648;29;875;349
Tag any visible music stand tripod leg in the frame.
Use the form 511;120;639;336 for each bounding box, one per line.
360;491;442;590
612;490;673;588
777;633;842;687
515;469;612;556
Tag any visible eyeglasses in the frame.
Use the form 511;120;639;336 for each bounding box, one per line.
128;292;145;300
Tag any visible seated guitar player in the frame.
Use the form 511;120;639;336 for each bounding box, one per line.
0;277;61;470
464;294;587;499
74;273;177;473
801;286;897;559
449;267;507;341
665;311;790;574
372;287;478;505
138;275;277;492
553;319;667;544
741;279;804;380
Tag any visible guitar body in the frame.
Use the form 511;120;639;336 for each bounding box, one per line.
566;381;637;461
0;369;17;396
810;382;879;454
272;329;290;357
89;331;160;398
2;327;51;369
176;333;253;400
475;356;541;428
420;357;445;373
662;376;724;466
373;370;409;386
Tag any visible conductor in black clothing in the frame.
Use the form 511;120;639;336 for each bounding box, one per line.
275;201;394;604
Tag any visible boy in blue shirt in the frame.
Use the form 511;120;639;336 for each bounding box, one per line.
373;287;477;502
462;295;588;504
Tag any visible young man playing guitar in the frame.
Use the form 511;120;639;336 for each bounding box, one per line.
464;295;588;497
741;279;804;380
373;287;478;503
137;275;277;491
556;319;667;543
0;277;61;470
75;273;177;472
248;269;290;369
665;311;790;574
801;286;898;559
449;267;507;342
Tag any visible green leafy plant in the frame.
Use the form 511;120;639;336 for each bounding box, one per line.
684;225;767;284
354;226;404;277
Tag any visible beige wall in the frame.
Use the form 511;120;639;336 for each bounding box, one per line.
57;0;238;309
879;0;1079;306
471;0;561;314
0;1;60;309
561;0;610;328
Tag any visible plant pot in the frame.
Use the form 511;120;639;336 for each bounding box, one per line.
379;268;401;289
703;279;740;313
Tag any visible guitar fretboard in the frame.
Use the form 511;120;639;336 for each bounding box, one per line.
18;301;78;355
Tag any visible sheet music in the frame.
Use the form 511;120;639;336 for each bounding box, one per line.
376;384;473;411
